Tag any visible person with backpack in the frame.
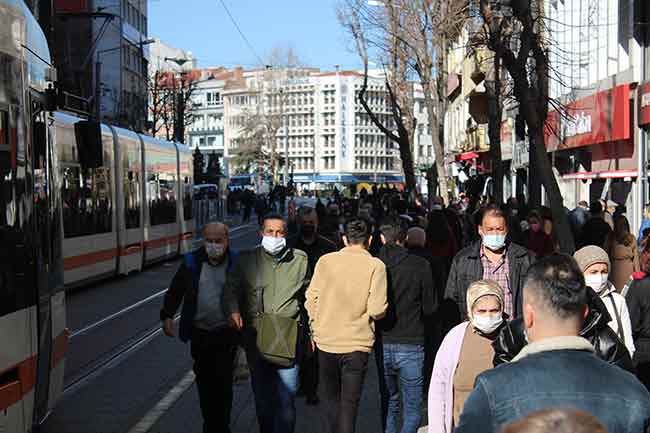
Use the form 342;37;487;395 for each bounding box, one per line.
160;223;238;433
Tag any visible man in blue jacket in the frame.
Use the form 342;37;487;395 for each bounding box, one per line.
160;222;238;433
455;254;650;433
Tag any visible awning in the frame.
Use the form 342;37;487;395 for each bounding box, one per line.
458;152;480;161
561;170;638;180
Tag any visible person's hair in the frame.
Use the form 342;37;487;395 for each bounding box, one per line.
644;204;650;219
426;210;451;244
379;217;408;245
524;254;587;320
527;210;542;224
297;206;318;224
590;201;603;215
480;204;507;225
202;222;229;236
578;200;589;208
344;218;370;244
613;215;634;247
261;212;286;229
501;409;608;433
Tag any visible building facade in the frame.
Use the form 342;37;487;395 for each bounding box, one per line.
219;67;407;190
52;0;150;130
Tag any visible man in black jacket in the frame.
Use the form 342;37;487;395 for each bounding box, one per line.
493;287;634;372
445;205;533;324
376;218;437;433
160;223;238;433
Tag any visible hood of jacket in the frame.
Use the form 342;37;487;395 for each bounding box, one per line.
378;243;409;268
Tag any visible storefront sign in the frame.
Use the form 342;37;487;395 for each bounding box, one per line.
639;82;650;127
546;84;631;151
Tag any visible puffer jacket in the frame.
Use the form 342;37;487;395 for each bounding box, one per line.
492;290;635;372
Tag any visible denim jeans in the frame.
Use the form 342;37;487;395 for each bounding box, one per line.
246;351;300;433
376;343;425;433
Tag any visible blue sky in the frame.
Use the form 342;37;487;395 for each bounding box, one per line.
149;0;362;71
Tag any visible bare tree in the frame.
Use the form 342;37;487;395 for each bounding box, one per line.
478;0;576;253
338;1;418;195
148;71;174;138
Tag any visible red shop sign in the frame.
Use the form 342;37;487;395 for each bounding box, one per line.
639;82;650;127
545;84;631;151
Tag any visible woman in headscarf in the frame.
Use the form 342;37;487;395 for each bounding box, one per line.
427;280;506;433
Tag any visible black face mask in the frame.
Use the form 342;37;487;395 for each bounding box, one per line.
301;224;316;238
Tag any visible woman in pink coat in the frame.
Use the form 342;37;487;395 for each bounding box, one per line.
427;280;506;433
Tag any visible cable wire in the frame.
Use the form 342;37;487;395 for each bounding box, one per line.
217;0;265;66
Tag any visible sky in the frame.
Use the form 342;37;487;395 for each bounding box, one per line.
148;0;363;71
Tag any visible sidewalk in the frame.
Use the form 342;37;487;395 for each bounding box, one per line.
149;352;429;433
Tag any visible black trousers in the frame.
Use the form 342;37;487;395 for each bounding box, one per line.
318;350;369;433
190;327;239;433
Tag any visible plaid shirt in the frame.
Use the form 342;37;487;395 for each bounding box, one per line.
481;247;512;317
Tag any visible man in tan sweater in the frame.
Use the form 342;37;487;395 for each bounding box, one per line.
306;218;388;433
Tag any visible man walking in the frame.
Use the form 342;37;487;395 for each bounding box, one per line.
455;255;650;433
445;205;532;322
376;219;436;433
289;206;338;405
224;213;309;433
160;223;238;433
306;218;388;433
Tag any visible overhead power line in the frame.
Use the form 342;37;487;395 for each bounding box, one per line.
217;0;265;66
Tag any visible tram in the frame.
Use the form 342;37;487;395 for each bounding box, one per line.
57;112;195;287
1;0;67;431
1;1;196;430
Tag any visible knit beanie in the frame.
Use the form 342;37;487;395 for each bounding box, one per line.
573;246;611;272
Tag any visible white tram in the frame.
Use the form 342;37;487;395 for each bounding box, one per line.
57;113;195;287
1;1;195;431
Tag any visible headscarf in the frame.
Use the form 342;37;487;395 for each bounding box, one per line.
466;279;505;319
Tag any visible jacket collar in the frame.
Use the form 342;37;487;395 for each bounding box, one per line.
599;282;617;298
259;245;294;263
512;336;595;362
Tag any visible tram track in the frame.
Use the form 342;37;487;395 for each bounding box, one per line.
63;314;180;397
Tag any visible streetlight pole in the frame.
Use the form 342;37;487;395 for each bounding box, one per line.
284;88;289;186
165;57;191;143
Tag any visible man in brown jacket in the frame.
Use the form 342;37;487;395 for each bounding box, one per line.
306;218;388;433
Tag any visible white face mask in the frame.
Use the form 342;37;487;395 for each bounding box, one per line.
205;242;225;259
472;314;503;335
262;236;286;255
585;274;609;293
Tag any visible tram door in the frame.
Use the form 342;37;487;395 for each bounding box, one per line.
31;100;53;424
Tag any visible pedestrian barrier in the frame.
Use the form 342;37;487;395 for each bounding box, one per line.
193;198;226;237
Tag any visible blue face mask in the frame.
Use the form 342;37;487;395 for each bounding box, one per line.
482;233;506;251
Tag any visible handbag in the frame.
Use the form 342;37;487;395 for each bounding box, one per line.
253;254;299;367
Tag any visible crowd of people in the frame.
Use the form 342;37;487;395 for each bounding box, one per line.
161;186;650;433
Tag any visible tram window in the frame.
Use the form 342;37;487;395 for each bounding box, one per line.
61;166;113;237
125;170;141;229
147;171;177;226
183;176;192;220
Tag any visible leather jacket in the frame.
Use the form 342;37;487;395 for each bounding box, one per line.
493;289;635;373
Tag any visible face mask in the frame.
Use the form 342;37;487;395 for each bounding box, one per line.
205;242;225;259
262;236;286;255
472;314;503;335
431;204;443;210
585;274;609;293
301;224;316;238
511;209;519;216
530;223;541;233
482;234;506;251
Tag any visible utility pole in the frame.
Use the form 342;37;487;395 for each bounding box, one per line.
95;59;101;119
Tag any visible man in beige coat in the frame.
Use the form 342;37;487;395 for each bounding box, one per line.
306;218;388;433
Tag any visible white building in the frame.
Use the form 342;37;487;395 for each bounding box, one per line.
221;67;411;190
148;38;197;76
